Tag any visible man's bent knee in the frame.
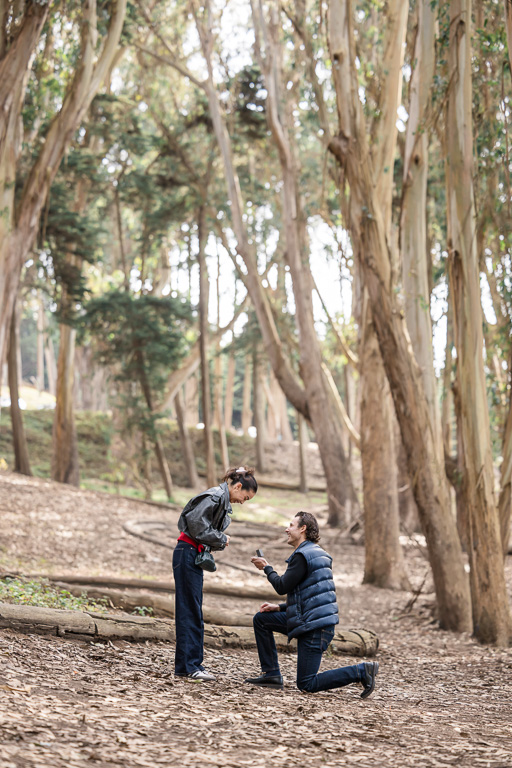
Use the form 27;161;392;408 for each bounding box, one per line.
297;675;316;693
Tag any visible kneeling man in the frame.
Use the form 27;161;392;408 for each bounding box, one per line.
245;511;378;697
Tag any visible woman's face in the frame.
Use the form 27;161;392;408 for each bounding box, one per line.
229;482;256;505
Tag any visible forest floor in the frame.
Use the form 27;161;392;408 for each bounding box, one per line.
0;470;511;768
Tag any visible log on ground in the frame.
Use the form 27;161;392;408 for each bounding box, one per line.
0;602;378;655
18;573;276;600
53;582;255;626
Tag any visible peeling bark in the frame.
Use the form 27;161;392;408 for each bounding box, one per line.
327;0;472;632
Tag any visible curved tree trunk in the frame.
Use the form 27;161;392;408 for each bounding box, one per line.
327;0;472;633
0;0;127;368
445;0;510;645
7;301;31;476
250;1;358;526
0;1;49;367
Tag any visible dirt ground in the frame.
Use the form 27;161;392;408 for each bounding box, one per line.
0;470;511;768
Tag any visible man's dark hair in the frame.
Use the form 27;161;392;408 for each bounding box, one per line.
295;511;320;543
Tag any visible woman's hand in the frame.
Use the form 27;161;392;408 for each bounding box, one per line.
224;535;231;547
259;602;280;612
251;556;269;570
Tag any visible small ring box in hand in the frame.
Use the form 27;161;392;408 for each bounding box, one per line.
256;549;264;558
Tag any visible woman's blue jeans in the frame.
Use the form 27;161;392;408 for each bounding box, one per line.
253;610;365;692
172;542;204;675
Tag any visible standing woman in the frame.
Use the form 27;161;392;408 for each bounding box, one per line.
173;466;258;681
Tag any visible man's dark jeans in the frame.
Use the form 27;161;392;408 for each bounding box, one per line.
172;542;204;675
253;610;365;692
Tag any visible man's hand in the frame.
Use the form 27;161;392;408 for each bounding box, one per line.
225;535;231;547
251;556;269;571
259;602;280;612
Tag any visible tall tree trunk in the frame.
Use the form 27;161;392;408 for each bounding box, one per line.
252;344;267;473
44;336;57;397
498;393;512;556
214;353;229;470
327;0;472;633
224;353;236;432
0;0;127;368
36;296;45;393
348;0;409;586
198;206;216;487
241;356;252;434
445;0;510;644
135;348;173;500
7;301;31;475
0;2;49;366
185;374;199;426
251;0;358;526
52;324;79;486
297;412;309;494
400;0;440;456
175;390;199;488
273;373;293;442
361;312;410;589
263;375;278;440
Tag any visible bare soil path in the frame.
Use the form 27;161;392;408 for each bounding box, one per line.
0;471;511;768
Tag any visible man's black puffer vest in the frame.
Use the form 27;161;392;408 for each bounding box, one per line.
285;540;339;639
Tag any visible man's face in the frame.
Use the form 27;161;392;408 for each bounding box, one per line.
229;483;255;505
285;516;307;547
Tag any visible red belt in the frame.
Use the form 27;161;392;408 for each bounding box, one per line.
177;532;204;552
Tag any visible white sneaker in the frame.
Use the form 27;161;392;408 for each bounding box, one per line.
187;669;216;682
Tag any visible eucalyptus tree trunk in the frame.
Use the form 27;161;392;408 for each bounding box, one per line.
192;3;361;525
7;301;31;475
36;297;45;393
52;323;80;486
297;412;309;494
197;206;216;487
250;0;358;526
224;353;236;432
185;374;200;427
214;353;229;470
400;0;440;455
0;0;127;368
361;312;410;589
0;1;49;367
354;0;409;587
498;396;512;556
445;0;510;644
252;345;267;474
45;336;57;397
175;390;199;489
241;357;252;434
327;0;472;633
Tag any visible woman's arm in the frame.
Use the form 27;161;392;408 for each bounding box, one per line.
185;495;229;549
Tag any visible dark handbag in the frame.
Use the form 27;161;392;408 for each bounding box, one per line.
195;545;216;572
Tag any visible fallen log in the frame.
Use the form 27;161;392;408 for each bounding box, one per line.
21;573;277;601
53;582;255;626
0;603;378;656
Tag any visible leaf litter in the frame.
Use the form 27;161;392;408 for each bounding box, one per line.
0;471;511;767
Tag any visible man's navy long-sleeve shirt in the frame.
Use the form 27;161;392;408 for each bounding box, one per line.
263;553;308;602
